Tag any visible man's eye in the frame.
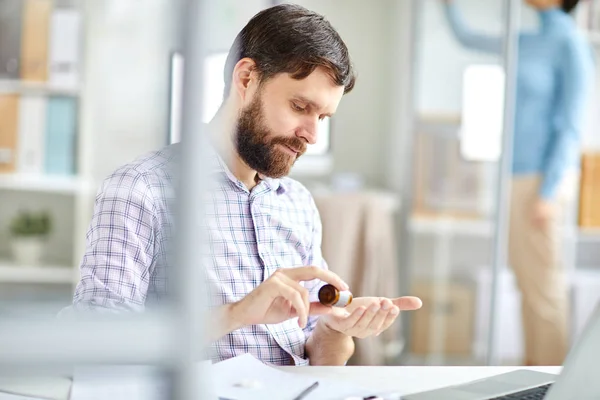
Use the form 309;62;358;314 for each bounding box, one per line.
292;103;306;112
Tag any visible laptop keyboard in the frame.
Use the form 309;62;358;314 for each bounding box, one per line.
491;383;552;399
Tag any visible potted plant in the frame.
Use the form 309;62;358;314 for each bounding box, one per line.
8;210;52;267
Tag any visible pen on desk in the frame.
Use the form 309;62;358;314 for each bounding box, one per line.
292;381;319;400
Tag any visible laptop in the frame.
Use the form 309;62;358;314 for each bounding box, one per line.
402;304;600;399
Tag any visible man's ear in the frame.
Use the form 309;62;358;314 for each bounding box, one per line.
232;58;258;101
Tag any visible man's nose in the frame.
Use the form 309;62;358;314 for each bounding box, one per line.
296;119;319;145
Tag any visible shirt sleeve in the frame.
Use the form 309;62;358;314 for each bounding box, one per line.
444;3;503;54
541;37;594;199
72;168;160;312
302;197;328;340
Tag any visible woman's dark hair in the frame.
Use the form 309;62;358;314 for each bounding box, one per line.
562;0;580;13
223;4;356;99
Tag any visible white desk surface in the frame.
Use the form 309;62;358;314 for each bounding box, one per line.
0;366;562;400
278;366;562;397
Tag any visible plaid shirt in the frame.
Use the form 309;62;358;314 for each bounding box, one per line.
73;144;327;366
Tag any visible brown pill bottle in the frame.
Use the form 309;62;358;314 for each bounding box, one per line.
318;284;353;307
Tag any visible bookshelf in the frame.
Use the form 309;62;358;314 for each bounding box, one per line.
0;261;74;284
0;0;184;299
0;0;87;293
0;174;89;194
0;79;80;96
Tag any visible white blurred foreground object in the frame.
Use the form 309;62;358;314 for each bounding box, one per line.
0;375;70;400
70;366;169;400
459;64;505;162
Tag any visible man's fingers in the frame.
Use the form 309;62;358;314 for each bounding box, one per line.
276;280;308;328
278;273;310;327
353;303;380;332
391;296;423;311
282;266;349;291
376;306;400;336
370;298;394;334
333;306;366;331
368;307;389;335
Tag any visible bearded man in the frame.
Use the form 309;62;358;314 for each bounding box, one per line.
72;4;421;366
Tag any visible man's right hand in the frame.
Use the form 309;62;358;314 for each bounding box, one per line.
230;266;348;329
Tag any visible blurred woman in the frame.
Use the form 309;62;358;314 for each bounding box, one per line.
442;0;594;365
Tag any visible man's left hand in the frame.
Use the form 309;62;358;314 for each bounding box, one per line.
318;296;422;339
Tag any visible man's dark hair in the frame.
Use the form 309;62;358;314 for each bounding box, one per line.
222;3;356;99
562;0;580;13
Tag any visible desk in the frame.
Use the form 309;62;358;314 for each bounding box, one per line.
0;366;562;399
279;366;562;397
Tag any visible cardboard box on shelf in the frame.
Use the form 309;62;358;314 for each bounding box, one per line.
412;117;497;219
410;280;475;356
579;152;600;228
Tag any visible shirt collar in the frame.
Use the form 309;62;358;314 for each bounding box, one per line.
207;144;286;195
539;6;571;32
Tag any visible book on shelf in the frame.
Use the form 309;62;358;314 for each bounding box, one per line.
49;7;81;88
0;94;19;174
1;94;77;179
0;0;83;89
17;94;47;174
44;96;77;176
0;0;23;79
20;0;52;82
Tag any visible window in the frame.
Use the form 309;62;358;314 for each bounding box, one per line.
459;64;505;162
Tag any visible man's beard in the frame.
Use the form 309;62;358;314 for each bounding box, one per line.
235;95;307;178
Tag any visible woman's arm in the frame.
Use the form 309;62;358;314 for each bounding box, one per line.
443;0;503;54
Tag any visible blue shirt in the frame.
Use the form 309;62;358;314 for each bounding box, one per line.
445;4;594;199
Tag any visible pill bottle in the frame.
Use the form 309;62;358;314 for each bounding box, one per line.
318;284;353;307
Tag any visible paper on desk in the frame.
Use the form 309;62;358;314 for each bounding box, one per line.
213;353;374;400
70;355;380;400
0;376;71;400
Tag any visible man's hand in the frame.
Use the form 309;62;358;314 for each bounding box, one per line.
319;296;422;338
531;198;556;231
230;266;347;329
305;295;422;365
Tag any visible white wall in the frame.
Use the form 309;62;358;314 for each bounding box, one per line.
81;0;271;184
291;0;397;188
81;0;184;183
206;0;268;53
416;0;538;115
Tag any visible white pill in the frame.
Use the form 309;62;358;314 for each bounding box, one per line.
234;379;262;389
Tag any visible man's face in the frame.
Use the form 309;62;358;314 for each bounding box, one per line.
235;66;345;178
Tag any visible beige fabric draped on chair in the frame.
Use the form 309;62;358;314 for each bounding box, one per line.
313;191;403;365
